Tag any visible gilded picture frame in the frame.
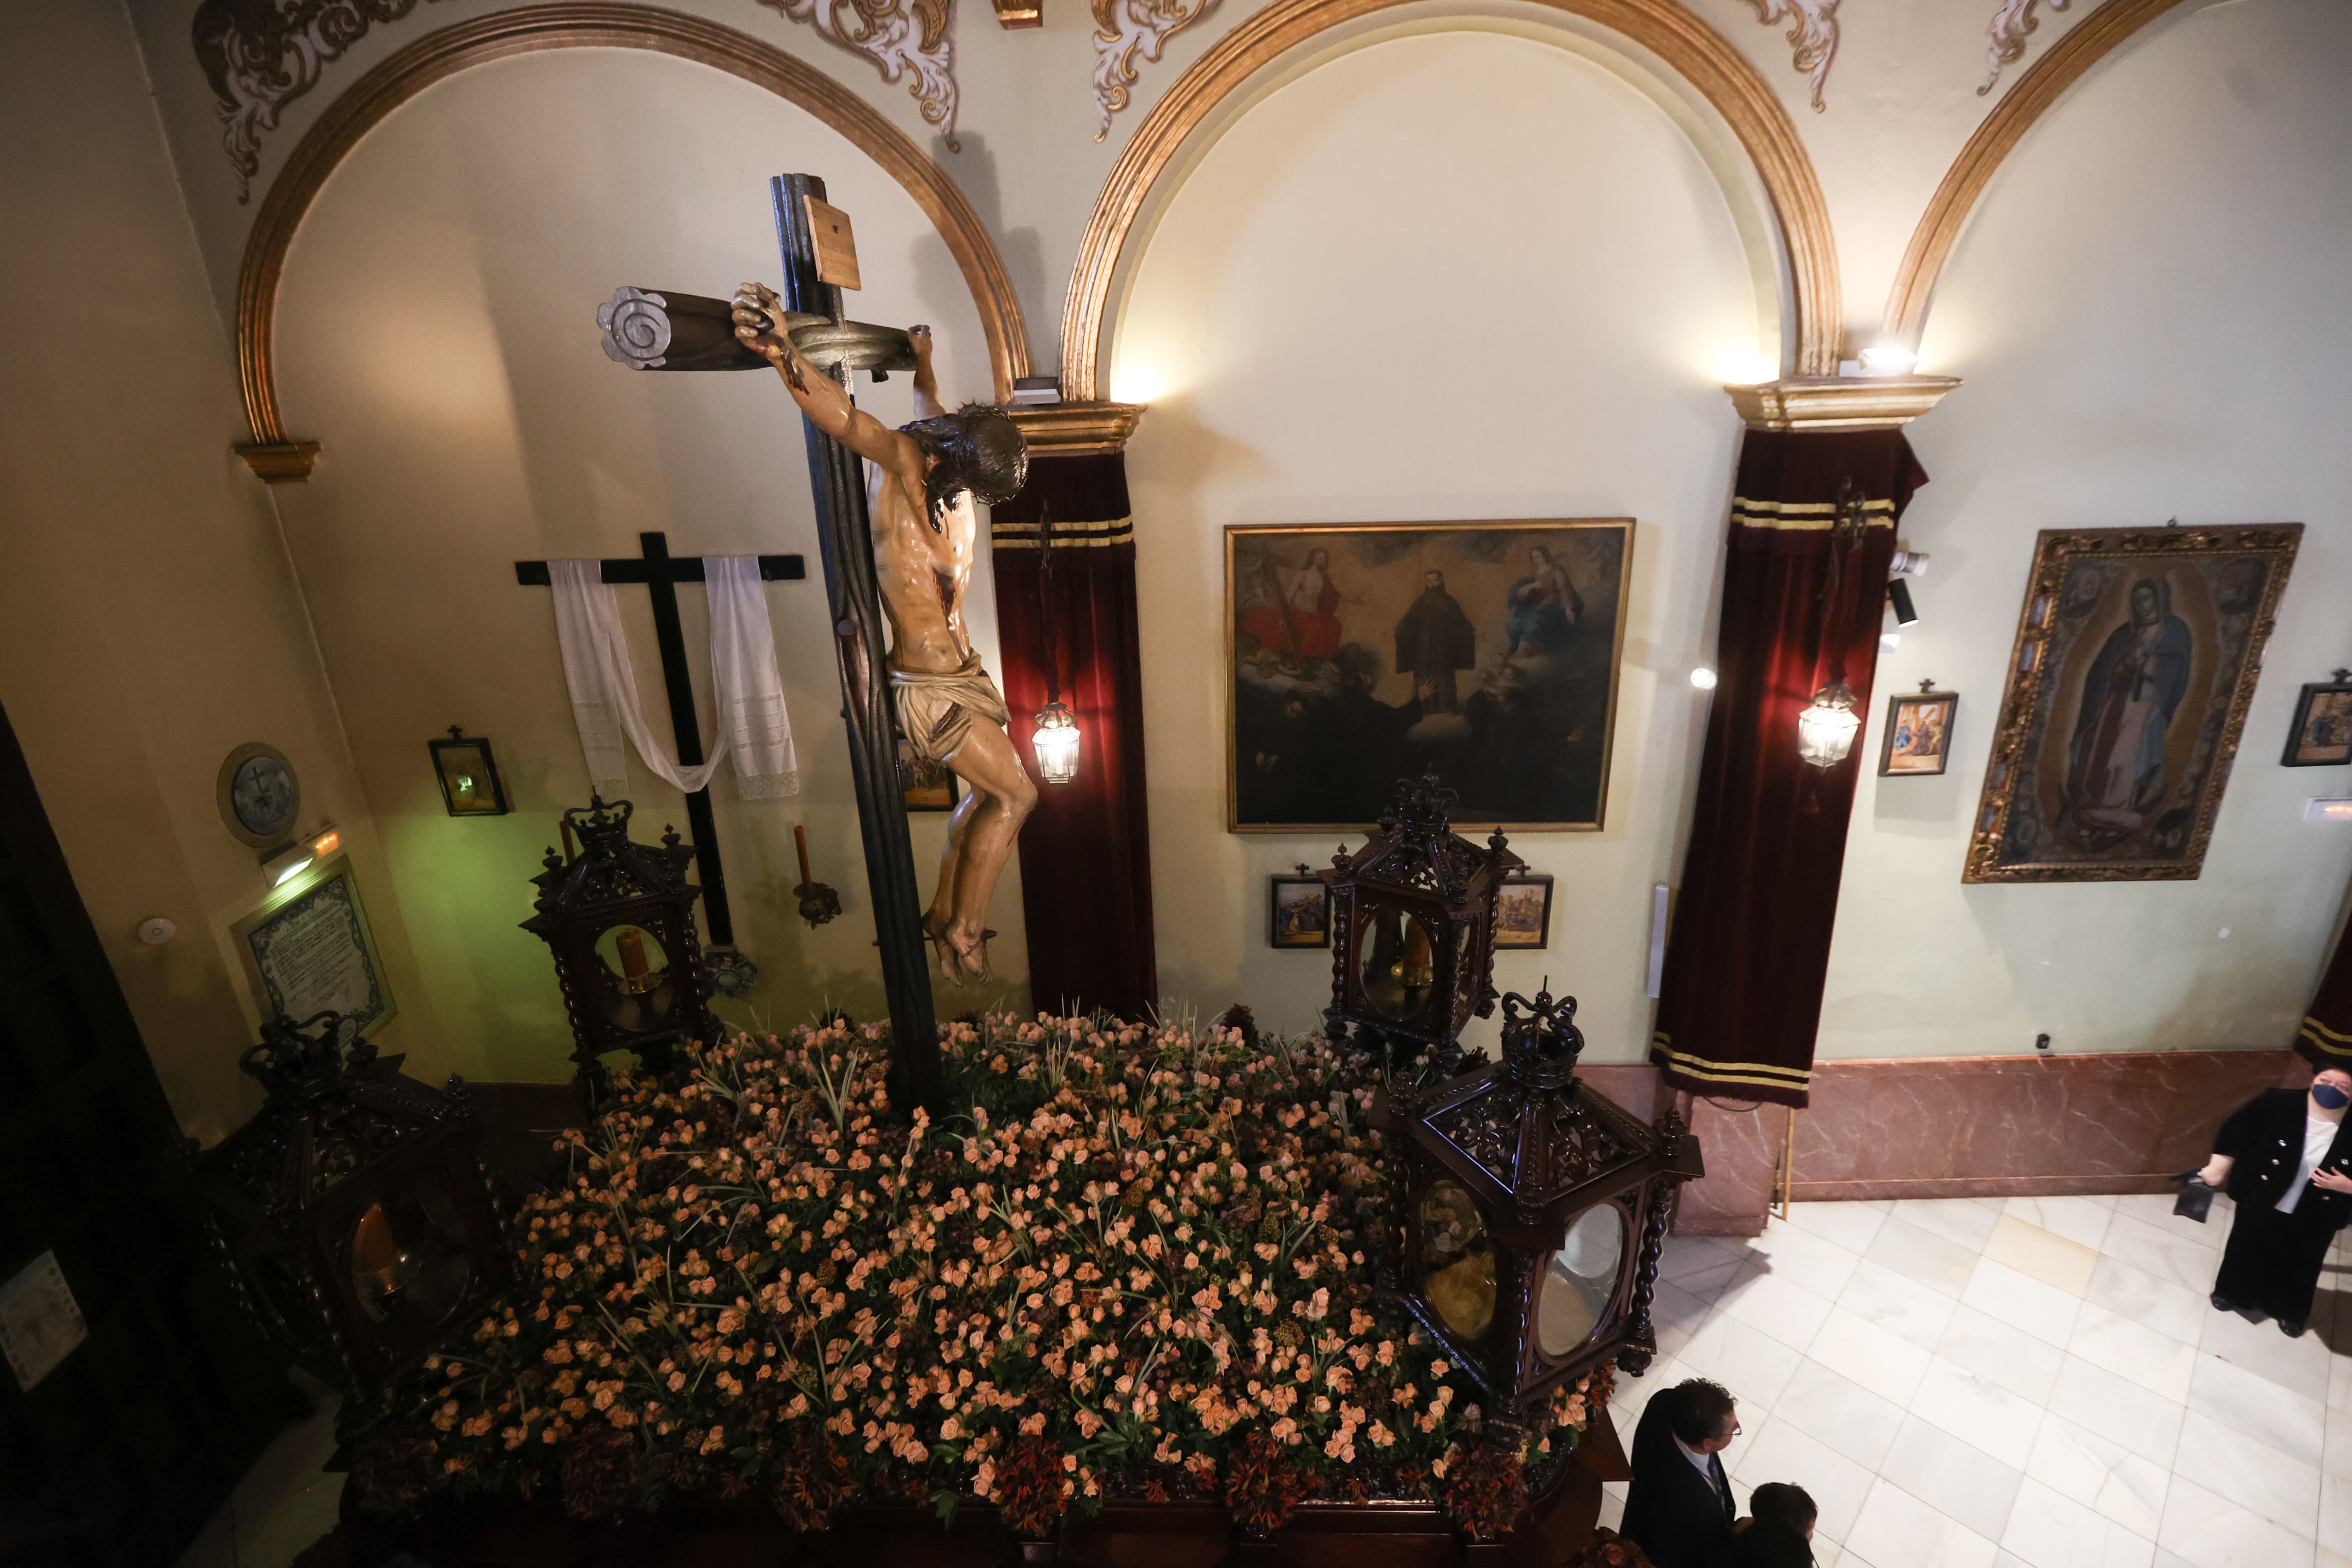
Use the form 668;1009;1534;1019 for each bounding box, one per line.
1225;521;1634;832
1964;524;2301;884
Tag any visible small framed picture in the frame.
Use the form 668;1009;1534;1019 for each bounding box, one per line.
1268;873;1330;949
1880;688;1958;777
1493;873;1554;949
2284;678;2352;767
898;743;962;812
429;727;510;816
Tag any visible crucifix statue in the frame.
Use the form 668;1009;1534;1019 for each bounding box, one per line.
729;287;1033;985
594;173;1034;1108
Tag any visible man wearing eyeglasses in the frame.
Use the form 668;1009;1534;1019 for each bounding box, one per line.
1622;1378;1741;1568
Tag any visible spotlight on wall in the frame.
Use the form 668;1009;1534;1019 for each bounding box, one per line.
261;826;341;888
1888;549;1930;577
1690;667;1719;691
1888;578;1921;627
1858;345;1919;377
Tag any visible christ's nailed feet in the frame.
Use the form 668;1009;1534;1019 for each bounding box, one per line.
922;913;989;987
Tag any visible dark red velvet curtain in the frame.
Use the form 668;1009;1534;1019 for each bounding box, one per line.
990;452;1158;1019
2297;891;2352;1068
1651;430;1929;1108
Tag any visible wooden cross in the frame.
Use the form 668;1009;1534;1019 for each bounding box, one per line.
583;174;944;1109
513;532;805;957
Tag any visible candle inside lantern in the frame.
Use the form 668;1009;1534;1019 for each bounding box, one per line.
617;927;650;983
351;1200;410;1303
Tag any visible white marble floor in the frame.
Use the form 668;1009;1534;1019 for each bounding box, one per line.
1598;1193;2352;1568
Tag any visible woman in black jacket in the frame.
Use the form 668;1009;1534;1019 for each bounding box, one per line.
2195;1067;2352;1336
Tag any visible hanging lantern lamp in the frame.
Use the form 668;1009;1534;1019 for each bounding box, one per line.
1797;677;1862;768
1032;699;1081;786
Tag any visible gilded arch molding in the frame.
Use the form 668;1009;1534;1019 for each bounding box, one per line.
1059;0;1843;402
1881;0;2193;352
232;2;1032;481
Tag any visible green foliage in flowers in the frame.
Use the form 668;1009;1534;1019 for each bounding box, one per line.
382;1014;1610;1534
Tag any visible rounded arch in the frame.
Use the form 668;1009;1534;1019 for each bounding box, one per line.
233;3;1032;471
1880;0;2194;351
1060;0;1840;401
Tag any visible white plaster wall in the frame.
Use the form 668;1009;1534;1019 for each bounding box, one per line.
270;48;1025;1081
1117;31;1757;1059
1821;0;2352;1060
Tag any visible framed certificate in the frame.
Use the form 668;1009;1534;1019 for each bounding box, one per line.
232;858;396;1036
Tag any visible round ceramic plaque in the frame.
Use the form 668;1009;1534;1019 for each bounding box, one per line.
217;742;300;848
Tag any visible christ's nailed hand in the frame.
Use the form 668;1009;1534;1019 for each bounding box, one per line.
732;283;788;362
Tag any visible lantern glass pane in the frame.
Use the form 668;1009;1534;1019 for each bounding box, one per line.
1415;1179;1496;1340
1359;907;1439;1021
595;923;676;1031
349;1186;475;1336
1537;1204;1626;1357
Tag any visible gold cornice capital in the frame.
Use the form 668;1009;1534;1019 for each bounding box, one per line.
1007;402;1147;455
1724;375;1961;432
235;440;322;481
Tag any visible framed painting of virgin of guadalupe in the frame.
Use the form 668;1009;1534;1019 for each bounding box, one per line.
1964;524;2300;883
1225;521;1634;832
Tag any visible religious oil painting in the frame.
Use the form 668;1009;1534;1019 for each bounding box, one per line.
1879;689;1958;776
1226;521;1633;832
2283;679;2352;766
1965;524;2301;884
1268;875;1331;949
1493;874;1555;949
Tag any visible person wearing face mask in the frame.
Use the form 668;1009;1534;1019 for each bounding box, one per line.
2195;1067;2352;1336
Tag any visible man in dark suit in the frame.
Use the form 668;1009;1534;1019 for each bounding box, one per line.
1621;1378;1740;1568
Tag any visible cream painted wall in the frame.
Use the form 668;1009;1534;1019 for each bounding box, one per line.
1116;32;1755;1059
0;0;433;1144
269;48;1028;1083
1821;0;2352;1059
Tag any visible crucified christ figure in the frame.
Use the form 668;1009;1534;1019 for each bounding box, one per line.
732;283;1034;985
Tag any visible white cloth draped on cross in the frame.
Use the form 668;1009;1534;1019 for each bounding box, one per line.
549;556;799;800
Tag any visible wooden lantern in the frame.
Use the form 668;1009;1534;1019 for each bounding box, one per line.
521;797;716;1098
1372;987;1704;1421
195;1011;512;1401
1321;775;1521;1066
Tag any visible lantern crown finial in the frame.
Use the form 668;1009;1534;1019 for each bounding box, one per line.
238;1010;363;1104
1386;772;1459;839
1499;986;1584;1089
565;795;637;856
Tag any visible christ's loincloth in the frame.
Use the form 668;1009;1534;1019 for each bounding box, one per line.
890;656;1010;765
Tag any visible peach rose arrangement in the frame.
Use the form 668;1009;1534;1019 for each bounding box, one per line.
376;1013;1609;1538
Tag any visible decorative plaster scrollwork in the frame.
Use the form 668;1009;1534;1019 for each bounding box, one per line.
192;0;440;202
757;0;961;149
1091;0;1222;140
1745;0;1839;113
1980;0;2070;95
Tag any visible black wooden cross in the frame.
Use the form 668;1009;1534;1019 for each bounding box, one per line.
514;532;805;951
579;173;946;1113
